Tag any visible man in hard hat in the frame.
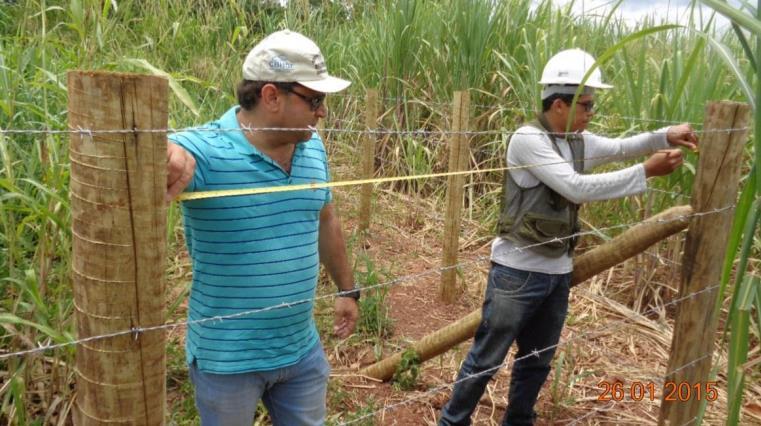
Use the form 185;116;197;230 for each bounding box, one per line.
165;30;358;425
439;48;698;426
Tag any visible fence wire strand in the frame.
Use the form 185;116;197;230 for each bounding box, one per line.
177;148;712;201
0;206;731;363
0;115;742;423
0;125;748;137
339;283;721;425
329;92;706;126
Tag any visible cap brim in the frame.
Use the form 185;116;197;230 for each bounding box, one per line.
299;76;351;93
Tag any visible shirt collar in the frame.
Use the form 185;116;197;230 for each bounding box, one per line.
221;106;310;157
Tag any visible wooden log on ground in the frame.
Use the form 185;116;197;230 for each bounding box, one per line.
69;71;168;425
360;205;693;381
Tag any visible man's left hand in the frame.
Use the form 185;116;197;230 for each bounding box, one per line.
333;297;359;338
666;123;698;151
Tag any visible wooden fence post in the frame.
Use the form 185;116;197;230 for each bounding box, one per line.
68;71;168;425
358;89;379;233
440;91;470;303
658;101;750;425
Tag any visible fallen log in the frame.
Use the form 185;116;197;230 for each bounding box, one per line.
360;205;693;381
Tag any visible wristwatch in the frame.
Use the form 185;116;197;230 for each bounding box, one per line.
339;286;361;301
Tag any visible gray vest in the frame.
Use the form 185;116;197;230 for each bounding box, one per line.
497;116;585;257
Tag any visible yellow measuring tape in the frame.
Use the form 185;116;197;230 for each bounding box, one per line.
175;152;625;202
177;166;510;201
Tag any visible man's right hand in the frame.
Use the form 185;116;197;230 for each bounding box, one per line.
643;149;683;178
166;142;196;202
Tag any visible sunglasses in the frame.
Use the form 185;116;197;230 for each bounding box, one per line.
283;86;326;111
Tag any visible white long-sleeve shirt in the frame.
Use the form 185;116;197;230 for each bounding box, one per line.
491;125;671;274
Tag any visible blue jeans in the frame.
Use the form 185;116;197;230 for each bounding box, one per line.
439;263;571;426
189;341;330;426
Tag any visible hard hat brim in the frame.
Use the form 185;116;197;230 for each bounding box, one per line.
538;79;613;89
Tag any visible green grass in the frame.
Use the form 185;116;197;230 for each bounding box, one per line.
355;254;393;341
548;344;594;422
391;348;421;391
0;0;758;423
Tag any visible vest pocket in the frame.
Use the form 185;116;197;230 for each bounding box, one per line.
517;213;571;250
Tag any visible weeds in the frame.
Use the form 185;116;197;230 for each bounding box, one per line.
548;345;592;421
355;253;393;341
392;348;421;391
0;0;758;422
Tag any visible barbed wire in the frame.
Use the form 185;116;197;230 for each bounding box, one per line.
565;401;618;425
640;247;684;269
330;93;703;126
0;125;748;137
0;205;730;362
330;92;705;126
174;147;694;201
648;187;689;198
326;126;661;154
0;256;484;361
581;207;687;269
560;354;710;425
631;354;713;389
373;187;687;231
52;123;713;204
340;283;721;425
0;115;729;421
597;114;702;127
596;354;711;426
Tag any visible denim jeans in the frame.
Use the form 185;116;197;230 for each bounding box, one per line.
439;263;571;426
189;341;330;426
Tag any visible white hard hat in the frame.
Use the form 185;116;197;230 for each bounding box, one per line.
539;48;612;90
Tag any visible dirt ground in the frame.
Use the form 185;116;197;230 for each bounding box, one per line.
320;185;761;426
165;171;761;425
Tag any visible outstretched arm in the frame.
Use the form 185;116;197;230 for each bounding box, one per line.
584;123;698;170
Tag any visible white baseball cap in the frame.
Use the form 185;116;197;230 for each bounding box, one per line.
242;30;351;93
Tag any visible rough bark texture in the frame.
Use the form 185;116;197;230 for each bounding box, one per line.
69;71;167;425
440;91;470;303
659;101;750;425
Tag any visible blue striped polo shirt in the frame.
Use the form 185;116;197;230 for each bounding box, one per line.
169;106;331;374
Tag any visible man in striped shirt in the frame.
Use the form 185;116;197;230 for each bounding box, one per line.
166;30;358;426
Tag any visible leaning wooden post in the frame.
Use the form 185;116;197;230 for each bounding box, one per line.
659;102;750;425
440;91;471;303
68;71;168;425
361;205;693;381
358;89;379;233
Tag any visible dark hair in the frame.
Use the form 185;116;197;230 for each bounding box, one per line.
541;93;576;112
236;80;295;111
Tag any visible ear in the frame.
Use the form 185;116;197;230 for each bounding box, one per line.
551;98;566;113
258;83;282;112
